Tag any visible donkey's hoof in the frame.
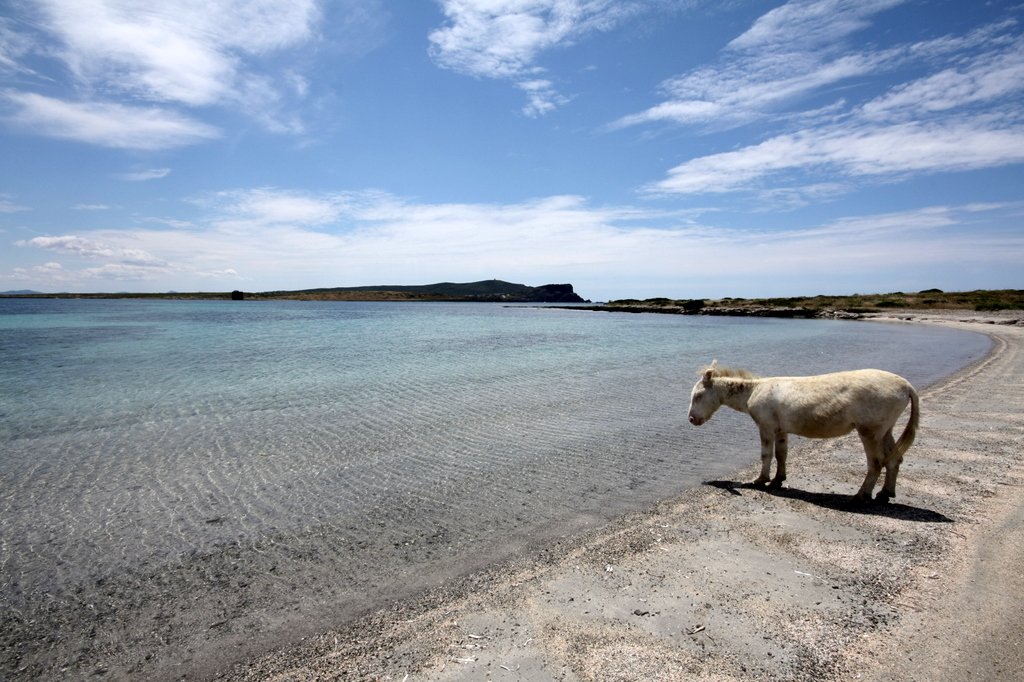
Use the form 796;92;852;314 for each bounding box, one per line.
767;478;785;490
751;479;769;490
874;491;893;504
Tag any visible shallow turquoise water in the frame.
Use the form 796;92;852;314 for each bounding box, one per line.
0;299;991;662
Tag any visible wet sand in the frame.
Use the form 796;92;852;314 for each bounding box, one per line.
219;310;1024;681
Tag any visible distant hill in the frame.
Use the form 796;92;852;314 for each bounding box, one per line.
258;280;588;303
303;280;530;296
0;290;43;295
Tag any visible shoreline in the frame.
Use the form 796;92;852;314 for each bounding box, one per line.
219;310;1024;681
556;303;1024;325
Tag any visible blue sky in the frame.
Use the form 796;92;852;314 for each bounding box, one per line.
1;0;1022;300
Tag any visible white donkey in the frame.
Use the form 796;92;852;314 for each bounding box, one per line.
687;361;919;502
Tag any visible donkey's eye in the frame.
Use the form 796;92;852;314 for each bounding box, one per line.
694;395;701;402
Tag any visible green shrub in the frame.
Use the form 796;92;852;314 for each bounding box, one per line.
764;298;799;308
974;296;1015;307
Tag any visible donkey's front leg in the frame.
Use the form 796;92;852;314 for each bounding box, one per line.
768;433;787;489
752;429;775;488
853;428;885;503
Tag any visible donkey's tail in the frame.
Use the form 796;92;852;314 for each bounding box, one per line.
893;385;919;458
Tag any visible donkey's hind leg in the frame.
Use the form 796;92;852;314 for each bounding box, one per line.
854;429;885;503
877;430;900;502
768;433;787;489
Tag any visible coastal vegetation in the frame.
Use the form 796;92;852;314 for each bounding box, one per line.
607;289;1024;313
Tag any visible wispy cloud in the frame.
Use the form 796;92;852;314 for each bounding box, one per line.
0;199;31;213
619;0;1024;198
613;2;1022;132
146;217;197;229
117;168;172;182
429;0;643;116
646;117;1024;196
0;18;38;77
2;91;221;149
728;0;904;52
612;0;910;131
72;204;110;210
860;27;1024;121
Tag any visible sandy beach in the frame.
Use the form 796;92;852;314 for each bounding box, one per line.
217;309;1024;682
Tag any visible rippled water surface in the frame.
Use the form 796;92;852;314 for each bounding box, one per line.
0;298;991;673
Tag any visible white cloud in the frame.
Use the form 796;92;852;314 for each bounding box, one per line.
517;78;568;117
9;190;1021;297
23;262;67;280
72;204;110;210
199;188;353;227
18;235;169;267
2;91;221;149
79;263;175;280
6;260;184;285
429;0;641;115
1;0;324;147
35;0;320;107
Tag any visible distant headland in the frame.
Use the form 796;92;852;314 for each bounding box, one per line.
4;286;1021;316
0;280;589;303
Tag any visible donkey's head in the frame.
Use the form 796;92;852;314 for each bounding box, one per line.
687;360;722;426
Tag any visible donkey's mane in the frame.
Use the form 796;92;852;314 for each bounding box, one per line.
701;364;759;380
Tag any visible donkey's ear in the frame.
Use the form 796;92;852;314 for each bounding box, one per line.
702;359;717;385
